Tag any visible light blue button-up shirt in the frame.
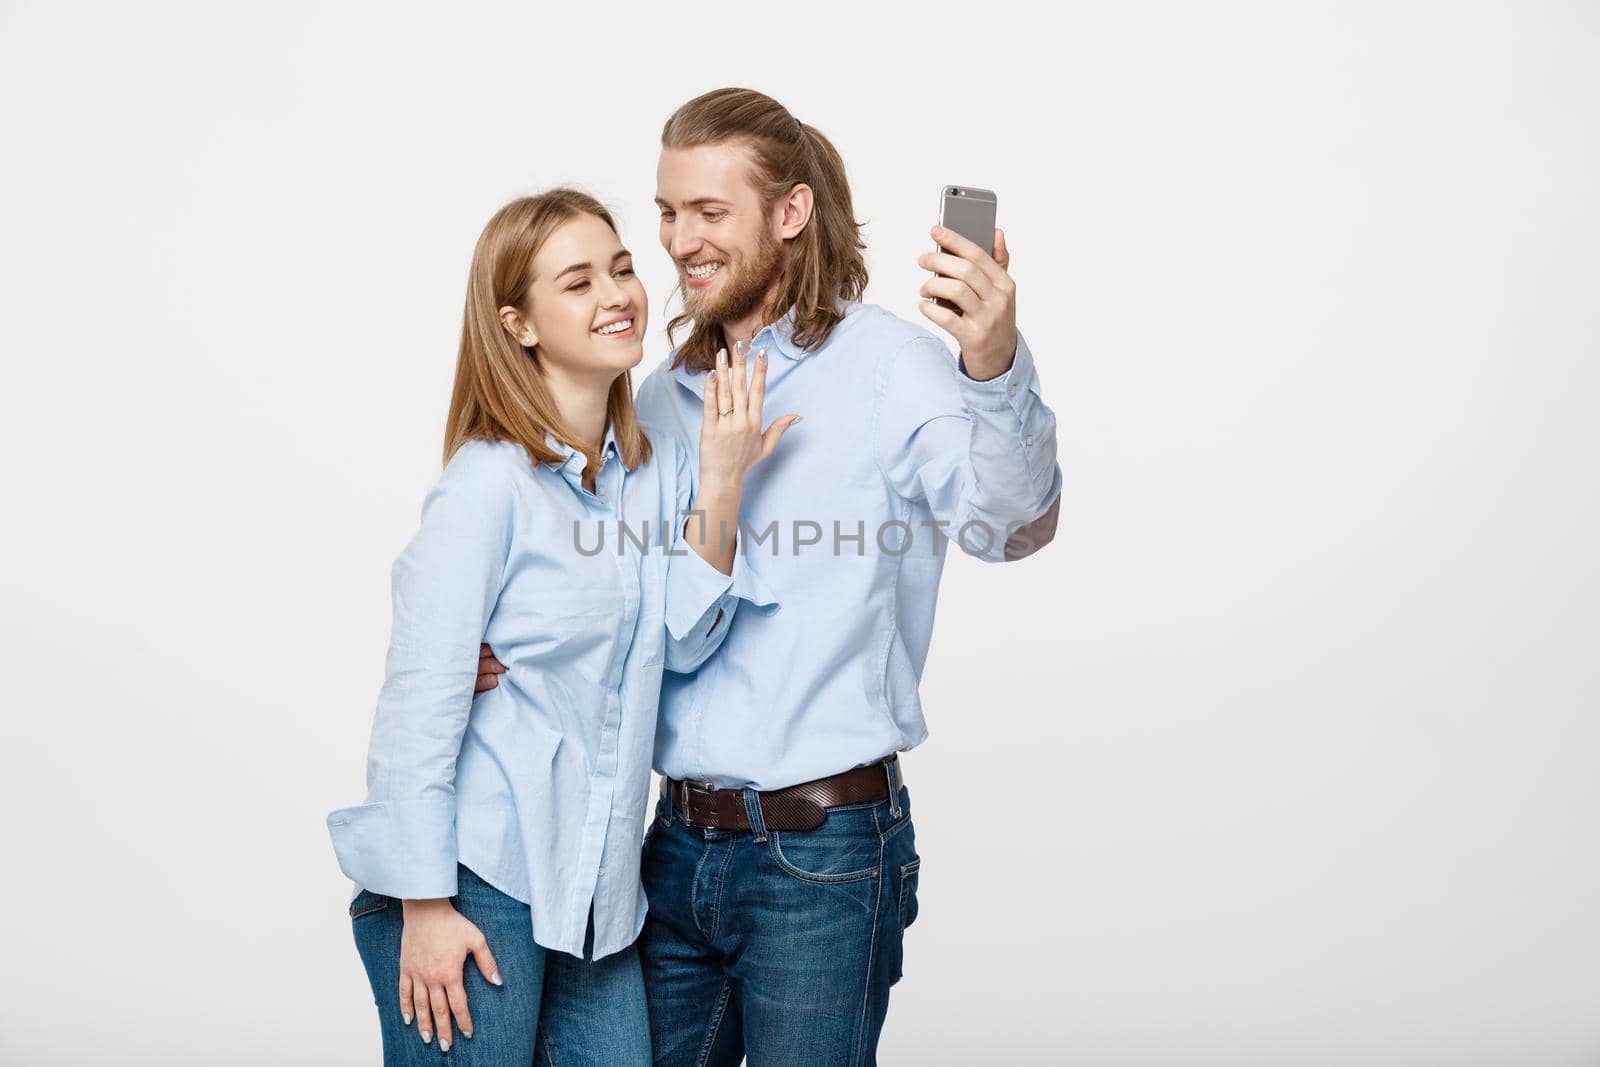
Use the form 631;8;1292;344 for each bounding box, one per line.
636;299;1061;791
327;428;776;960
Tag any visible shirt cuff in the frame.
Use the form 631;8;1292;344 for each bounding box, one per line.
665;541;778;641
326;797;459;900
957;331;1038;414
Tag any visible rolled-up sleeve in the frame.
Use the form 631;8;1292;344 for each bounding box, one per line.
662;437;778;673
326;443;516;899
874;330;1062;562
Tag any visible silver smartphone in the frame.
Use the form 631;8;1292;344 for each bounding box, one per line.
934;185;997;314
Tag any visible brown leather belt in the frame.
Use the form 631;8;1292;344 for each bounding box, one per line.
661;756;904;832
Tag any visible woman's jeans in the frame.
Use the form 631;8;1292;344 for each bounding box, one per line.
348;863;650;1065
639;784;921;1067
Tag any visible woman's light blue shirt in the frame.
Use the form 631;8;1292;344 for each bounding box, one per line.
327;429;776;960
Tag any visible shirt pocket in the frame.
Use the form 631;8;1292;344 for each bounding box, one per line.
540;588;624;625
489;581;626;660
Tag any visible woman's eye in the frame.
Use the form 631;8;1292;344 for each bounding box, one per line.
567;281;589;292
616;268;635;277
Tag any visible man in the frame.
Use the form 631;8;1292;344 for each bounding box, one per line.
483;88;1061;1064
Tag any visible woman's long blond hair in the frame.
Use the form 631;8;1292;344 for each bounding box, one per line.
442;189;651;476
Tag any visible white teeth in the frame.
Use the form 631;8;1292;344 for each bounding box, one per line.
596;319;633;335
687;262;722;279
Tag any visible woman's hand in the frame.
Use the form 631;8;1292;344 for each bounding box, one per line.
398;898;502;1051
698;340;799;494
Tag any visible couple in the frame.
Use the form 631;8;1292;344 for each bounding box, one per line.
327;87;1062;1066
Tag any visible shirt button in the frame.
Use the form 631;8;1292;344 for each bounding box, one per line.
692;712;702;722
1025;434;1034;446
597;867;605;876
1008;383;1018;397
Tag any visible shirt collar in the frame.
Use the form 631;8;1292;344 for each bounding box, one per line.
541;421;619;475
670;296;856;395
765;304;808;361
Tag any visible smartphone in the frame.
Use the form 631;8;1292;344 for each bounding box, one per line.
934;185;998;314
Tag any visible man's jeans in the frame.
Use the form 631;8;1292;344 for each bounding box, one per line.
348;862;651;1065
639;782;922;1066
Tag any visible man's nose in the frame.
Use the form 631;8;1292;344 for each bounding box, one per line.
668;219;702;261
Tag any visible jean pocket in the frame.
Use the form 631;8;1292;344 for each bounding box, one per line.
767;809;884;884
347;888;392;920
896;859;921;931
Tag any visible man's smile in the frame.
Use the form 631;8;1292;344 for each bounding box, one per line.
685;261;723;287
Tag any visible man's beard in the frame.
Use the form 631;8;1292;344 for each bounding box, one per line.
684;226;785;327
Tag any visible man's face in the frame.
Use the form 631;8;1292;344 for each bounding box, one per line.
656;143;784;326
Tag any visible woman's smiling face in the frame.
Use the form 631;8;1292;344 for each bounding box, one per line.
506;212;648;382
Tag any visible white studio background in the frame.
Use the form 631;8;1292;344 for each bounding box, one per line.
2;2;1597;1064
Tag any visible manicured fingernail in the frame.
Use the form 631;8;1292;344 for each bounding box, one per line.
792;416;804;424
440;1037;451;1052
402;1011;412;1025
421;1031;431;1044
464;1029;474;1039
716;347;727;368
490;970;503;986
757;348;768;363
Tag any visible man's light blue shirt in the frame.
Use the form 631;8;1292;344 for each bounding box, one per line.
636;299;1062;791
327;430;776;960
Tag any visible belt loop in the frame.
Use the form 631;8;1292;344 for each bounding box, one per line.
742;786;768;843
673;780;688;827
886;757;903;819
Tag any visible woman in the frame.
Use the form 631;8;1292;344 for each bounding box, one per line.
327;188;796;1064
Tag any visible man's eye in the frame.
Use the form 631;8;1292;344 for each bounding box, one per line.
703;211;725;221
659;211;675;221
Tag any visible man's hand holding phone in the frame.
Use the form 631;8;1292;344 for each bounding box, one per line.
917;223;1018;382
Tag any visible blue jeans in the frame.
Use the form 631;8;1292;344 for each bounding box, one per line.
639;782;921;1066
348;863;651;1065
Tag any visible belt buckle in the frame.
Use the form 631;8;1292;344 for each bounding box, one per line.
678;779;717;828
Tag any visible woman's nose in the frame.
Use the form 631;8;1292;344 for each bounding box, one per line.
597;273;629;307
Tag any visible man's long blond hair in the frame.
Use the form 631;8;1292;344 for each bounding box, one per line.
442;189;651;475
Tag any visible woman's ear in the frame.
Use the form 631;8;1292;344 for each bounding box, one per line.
500;305;536;348
777;183;813;240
